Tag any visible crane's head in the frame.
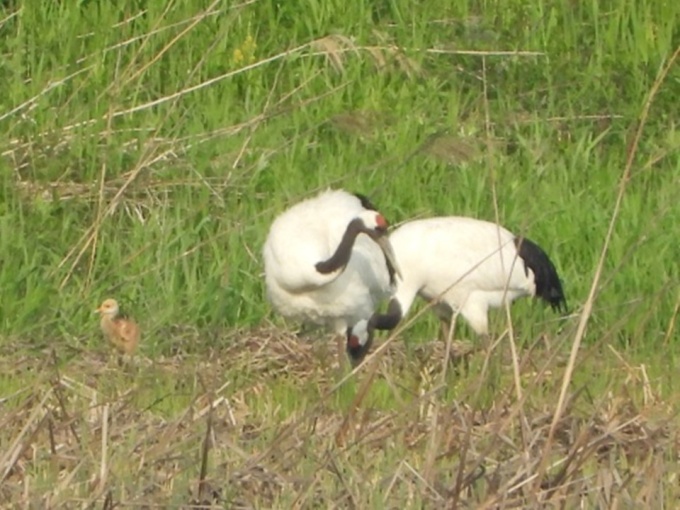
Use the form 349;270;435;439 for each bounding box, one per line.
346;319;373;366
95;298;120;317
357;209;389;233
356;210;402;281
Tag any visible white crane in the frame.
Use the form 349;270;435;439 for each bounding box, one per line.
347;216;567;363
263;188;402;363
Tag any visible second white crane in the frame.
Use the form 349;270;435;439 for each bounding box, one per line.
347;216;567;363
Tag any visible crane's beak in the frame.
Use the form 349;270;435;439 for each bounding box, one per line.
375;236;402;281
94;307;102;314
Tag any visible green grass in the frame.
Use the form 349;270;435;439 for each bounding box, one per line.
0;0;679;506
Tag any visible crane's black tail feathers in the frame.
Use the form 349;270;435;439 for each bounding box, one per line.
515;237;568;314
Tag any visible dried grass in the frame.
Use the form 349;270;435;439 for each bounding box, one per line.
0;326;678;508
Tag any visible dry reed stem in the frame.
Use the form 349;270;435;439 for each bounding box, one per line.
536;44;680;488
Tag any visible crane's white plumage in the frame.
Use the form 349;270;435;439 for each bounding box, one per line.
263;189;400;343
347;216;567;362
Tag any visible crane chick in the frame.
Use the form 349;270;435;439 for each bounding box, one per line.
95;298;140;356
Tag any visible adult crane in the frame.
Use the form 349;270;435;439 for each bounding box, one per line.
347;216;567;364
263;188;402;363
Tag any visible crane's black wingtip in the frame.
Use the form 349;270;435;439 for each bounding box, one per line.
549;296;569;315
515;236;567;316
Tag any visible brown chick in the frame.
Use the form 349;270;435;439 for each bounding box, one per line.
95;298;140;355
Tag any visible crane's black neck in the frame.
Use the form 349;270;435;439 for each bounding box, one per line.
369;298;403;331
315;218;365;274
353;193;379;212
346;299;403;364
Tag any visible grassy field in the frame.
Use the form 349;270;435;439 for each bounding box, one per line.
1;0;678;507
